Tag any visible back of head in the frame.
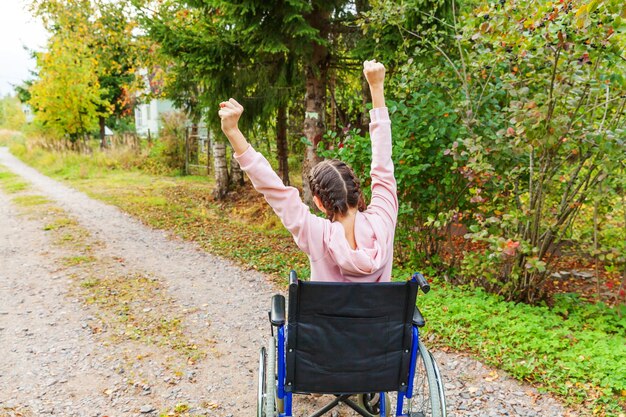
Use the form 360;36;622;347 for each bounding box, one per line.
308;159;366;221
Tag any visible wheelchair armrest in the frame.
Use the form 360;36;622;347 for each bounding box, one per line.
270;294;286;326
289;269;298;286
413;306;425;328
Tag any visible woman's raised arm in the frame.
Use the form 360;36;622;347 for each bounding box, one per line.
363;60;398;228
218;98;327;260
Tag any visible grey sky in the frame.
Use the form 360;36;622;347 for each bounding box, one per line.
0;0;48;96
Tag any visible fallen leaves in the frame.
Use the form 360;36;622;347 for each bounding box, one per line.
485;370;499;382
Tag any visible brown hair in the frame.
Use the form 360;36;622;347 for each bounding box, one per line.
308;159;366;221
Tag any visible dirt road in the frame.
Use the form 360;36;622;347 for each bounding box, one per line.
0;147;574;416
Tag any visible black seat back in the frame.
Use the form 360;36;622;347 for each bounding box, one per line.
285;280;418;394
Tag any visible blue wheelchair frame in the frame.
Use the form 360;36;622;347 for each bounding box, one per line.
273;273;428;417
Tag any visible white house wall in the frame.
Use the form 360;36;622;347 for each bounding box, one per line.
134;99;175;138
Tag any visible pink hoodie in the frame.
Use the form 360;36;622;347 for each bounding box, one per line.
235;107;397;282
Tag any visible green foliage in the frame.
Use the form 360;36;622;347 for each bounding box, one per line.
336;0;626;303
441;0;626;302
572;164;626;281
90;1;142;122
419;284;626;414
28;18;110;141
358;0;452;64
135;0;304;128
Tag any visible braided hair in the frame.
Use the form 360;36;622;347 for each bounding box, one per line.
308;159;366;221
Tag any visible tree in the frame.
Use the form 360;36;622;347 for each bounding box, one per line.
136;0;309;196
28;0;141;145
137;0;452;203
90;0;143;147
29;26;110;143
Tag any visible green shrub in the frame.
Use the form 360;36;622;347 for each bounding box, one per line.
148;111;187;173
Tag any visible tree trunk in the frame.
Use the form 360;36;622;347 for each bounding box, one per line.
99;116;106;149
301;7;330;206
189;122;199;164
212;141;229;200
277;104;290;186
329;71;337;132
229;147;244;188
356;0;371;134
360;77;370;133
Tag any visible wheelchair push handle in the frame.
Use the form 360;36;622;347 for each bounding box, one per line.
412;272;431;294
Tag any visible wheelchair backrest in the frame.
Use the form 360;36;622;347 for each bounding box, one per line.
285;279;418;394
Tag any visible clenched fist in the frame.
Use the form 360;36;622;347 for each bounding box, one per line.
218;98;244;135
363;60;385;89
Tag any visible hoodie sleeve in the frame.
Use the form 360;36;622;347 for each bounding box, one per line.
235;145;327;260
368;107;398;228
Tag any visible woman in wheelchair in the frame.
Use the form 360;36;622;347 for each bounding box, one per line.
218;60;397;283
219;61;446;416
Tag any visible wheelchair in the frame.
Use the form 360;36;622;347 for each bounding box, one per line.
257;271;447;417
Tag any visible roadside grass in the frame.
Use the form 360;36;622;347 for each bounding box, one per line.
54;226;94;248
61;255;97;266
0;169;29;194
6;141;626;415
0;129;24;147
43;216;78;231
12;195;51;207
38;207;99;252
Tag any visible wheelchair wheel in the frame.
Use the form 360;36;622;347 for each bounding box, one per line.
264;336;277;416
407;340;446;417
355;392;390;417
258;337;279;417
257;346;266;417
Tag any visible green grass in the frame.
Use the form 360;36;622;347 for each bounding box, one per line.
12;195;51;207
43;217;77;231
5;136;626;416
419;284;626;414
0;169;29;193
61;255;97;266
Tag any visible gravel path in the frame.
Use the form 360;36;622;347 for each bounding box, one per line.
0;147;576;417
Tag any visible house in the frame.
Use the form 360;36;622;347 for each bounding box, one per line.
134;99;175;138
